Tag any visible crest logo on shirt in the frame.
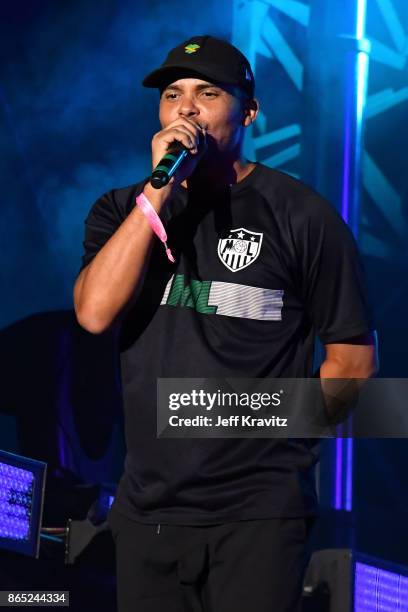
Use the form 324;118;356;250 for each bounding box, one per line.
217;228;263;272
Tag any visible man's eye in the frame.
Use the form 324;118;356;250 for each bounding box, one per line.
202;91;217;97
165;93;178;100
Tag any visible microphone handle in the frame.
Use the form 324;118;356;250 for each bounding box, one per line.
150;144;189;189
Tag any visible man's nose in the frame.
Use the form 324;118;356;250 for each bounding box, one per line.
178;97;199;118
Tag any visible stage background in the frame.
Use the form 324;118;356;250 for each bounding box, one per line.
1;0;407;563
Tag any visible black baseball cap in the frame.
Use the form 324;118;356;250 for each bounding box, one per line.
142;35;255;98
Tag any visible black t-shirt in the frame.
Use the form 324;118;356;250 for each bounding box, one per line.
79;162;375;525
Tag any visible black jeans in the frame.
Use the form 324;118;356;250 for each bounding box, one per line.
108;506;314;612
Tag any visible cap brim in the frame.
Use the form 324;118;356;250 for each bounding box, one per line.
142;64;238;89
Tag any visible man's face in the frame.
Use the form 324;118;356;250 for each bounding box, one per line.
159;78;248;154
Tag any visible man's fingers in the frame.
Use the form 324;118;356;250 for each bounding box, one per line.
151;118;208;178
165;128;197;151
166;117;203;141
162;126;202;152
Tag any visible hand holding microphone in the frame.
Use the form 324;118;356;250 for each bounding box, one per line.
150;118;207;189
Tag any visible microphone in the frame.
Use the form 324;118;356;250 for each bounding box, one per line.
150;141;189;189
150;123;206;189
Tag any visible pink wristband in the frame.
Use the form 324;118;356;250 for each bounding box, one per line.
136;192;175;263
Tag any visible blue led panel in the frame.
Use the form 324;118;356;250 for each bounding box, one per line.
355;559;408;610
0;450;46;558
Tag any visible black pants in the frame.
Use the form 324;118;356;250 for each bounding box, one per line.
108;506;314;612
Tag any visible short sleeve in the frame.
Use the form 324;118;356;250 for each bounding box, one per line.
300;195;375;344
77;180;149;277
77;190;123;276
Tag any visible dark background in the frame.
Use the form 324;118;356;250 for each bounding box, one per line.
0;0;407;574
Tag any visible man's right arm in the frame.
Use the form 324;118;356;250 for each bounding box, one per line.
74;115;206;334
73;182;174;334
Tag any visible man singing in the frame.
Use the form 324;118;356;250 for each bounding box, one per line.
74;35;377;612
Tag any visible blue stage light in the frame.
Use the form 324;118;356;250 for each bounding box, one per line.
357;0;367;40
355;561;408;609
0;450;46;558
305;549;408;608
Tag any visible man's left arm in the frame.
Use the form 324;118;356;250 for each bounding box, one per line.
321;331;379;379
318;331;379;424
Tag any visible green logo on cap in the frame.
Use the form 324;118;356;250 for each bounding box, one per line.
184;43;200;54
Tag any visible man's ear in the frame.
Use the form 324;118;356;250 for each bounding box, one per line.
242;98;260;127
